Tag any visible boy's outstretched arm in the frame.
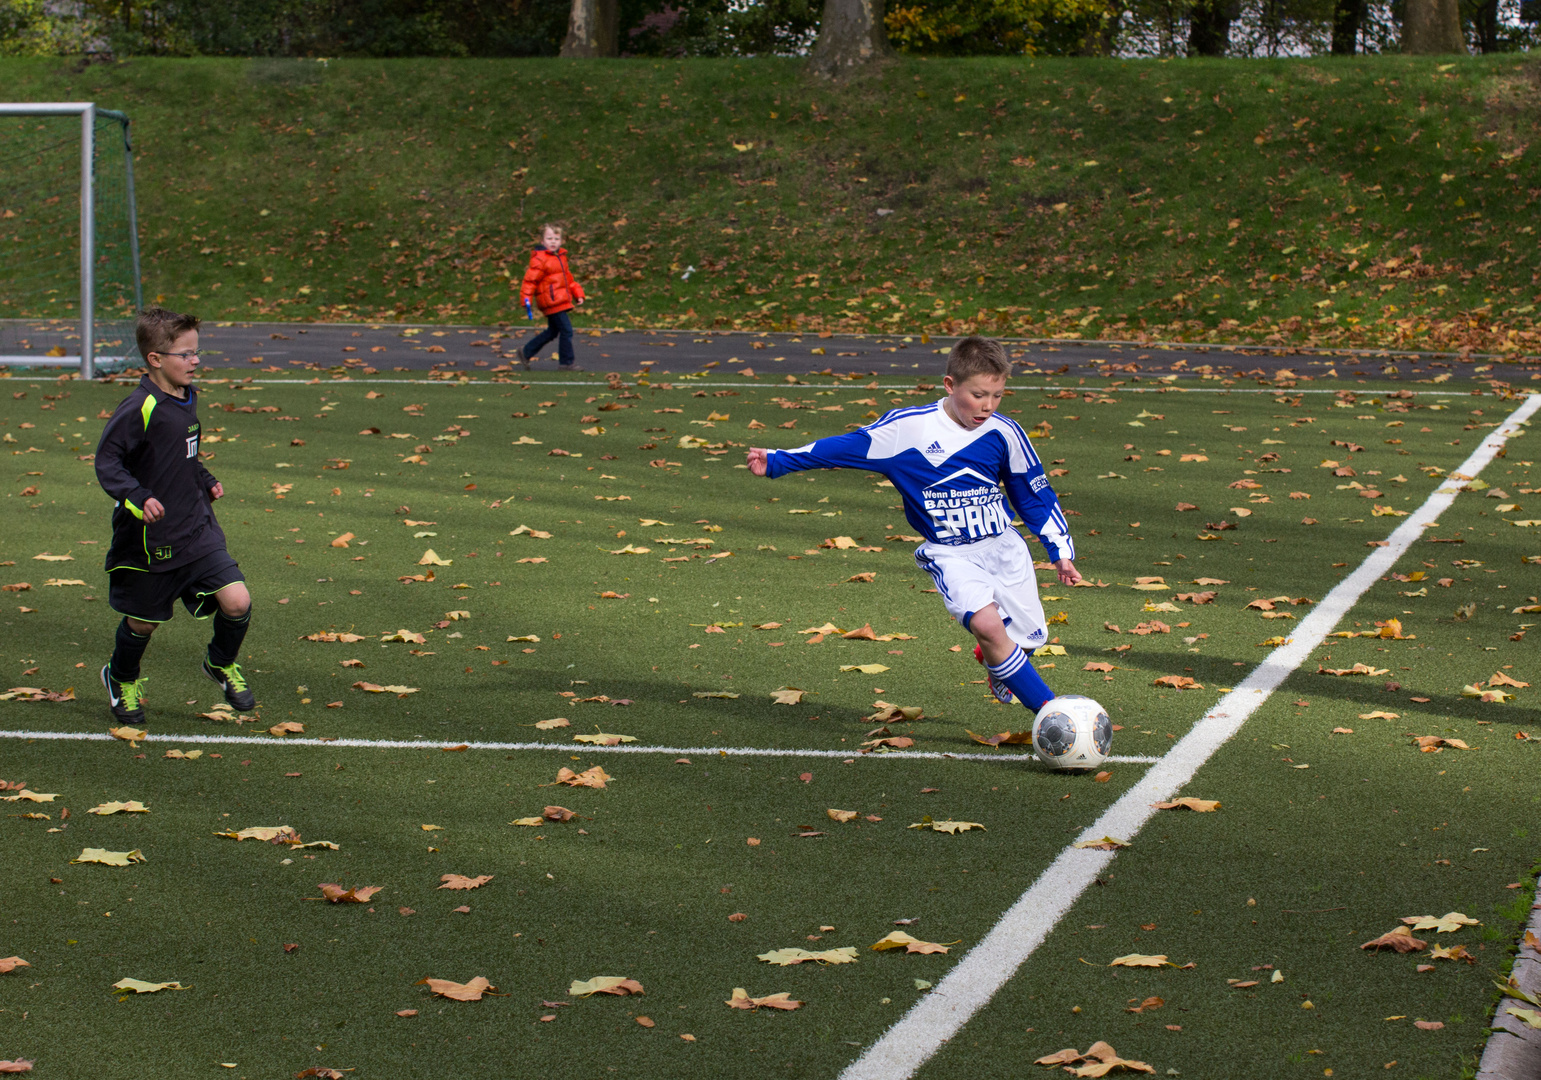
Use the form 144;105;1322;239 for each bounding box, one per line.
746;447;769;476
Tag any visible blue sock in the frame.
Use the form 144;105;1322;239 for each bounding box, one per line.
986;647;1055;713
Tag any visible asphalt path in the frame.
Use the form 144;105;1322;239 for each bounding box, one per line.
185;322;1534;383
7;319;1537;382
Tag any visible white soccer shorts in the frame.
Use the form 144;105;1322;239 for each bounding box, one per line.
913;529;1049;650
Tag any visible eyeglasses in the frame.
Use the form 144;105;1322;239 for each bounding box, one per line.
153;350;201;360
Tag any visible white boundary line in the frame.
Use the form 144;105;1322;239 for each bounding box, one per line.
838;392;1541;1080
0;726;1158;764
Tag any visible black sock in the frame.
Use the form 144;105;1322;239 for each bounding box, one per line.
208;611;250;668
110;618;152;682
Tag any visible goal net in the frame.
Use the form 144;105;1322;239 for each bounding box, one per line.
0;104;142;379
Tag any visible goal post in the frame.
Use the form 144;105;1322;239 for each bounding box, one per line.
0;103;143;380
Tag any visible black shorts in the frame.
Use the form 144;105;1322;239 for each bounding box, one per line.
108;550;245;624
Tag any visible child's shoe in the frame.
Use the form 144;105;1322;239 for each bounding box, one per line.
973;644;1015;705
101;664;148;723
202;658;256;711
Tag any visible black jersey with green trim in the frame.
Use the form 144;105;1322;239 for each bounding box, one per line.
95;376;227;573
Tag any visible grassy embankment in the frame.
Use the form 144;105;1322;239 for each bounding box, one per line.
1;54;1539;352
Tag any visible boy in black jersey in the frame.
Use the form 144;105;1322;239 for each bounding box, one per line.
95;307;255;723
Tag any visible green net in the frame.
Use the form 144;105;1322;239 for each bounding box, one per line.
0;108;142;373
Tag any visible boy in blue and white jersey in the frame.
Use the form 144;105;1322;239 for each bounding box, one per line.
746;336;1080;716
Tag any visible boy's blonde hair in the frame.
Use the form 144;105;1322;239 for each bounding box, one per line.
136;306;200;362
540;222;565;238
946;336;1011;382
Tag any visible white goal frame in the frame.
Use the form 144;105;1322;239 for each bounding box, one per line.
0;102;142;380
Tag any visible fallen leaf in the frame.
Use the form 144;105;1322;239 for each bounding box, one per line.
1413;1020;1444;1031
726;988;803;1011
108;725;147;745
351;681;420;695
72;848;144;866
417;549;452;566
907;819;985;834
965;729;1033;747
1152;675;1204;690
269;721;305;737
1358;711;1399;720
111;978;185;993
569;976;645;997
827;809;859;823
1401;912;1480;933
319;883;382;903
0;790;56;803
215;825;300;843
1361;927;1427;952
573;732;637;746
1108;954;1172;968
756;947;859;966
870;931;952;954
0;957;31;973
769;687;806;705
534;717;570;730
1152;798;1220;812
438;874;493;890
840;664;890;674
1074;836;1131;851
552;765;612;788
1127;996;1165;1013
417;976;495;1001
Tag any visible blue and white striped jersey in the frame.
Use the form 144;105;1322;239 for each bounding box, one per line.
764;400;1075;560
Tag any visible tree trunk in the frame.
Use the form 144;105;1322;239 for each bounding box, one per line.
809;0;894;78
1187;0;1234;55
1330;0;1362;54
1402;0;1465;53
1473;0;1499;51
561;0;618;57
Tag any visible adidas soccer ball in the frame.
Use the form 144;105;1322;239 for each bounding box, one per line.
1031;695;1112;770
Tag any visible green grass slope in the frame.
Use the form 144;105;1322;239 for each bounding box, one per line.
1;55;1539;353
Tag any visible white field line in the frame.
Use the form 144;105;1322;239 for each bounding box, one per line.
839;392;1541;1080
0;726;1157;764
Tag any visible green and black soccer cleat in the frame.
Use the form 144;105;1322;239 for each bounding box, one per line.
101;664;148;724
202;658;256;712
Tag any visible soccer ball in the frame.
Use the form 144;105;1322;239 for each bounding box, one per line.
1031;695;1112;770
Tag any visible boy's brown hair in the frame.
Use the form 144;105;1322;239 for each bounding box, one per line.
945;336;1011;382
136;306;200;363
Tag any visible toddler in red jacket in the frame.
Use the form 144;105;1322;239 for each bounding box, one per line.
517;223;585;371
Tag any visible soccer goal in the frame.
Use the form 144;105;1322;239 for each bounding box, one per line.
0;103;142;380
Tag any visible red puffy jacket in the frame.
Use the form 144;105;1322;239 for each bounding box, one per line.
519;247;584;316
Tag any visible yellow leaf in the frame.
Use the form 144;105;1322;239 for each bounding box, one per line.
552;765;612;788
1108;954;1171;967
417;549;452;566
1151;798;1220;812
870;931;952;954
1074;836;1131;850
827;809;859;823
569;976;645;996
0;790;57;803
268;722;305;737
72;848;145;866
907;819;985;833
109;725;147;745
839;664;890;674
769;687;806;705
438;874;493;890
421;824;443;832
510;817;544;826
112;978;185;993
609;544;651;555
381;629;426;643
508;634;541;642
573;732;637;746
215;826;299;842
725;988;802;1010
533;717;569;730
756;947;859;966
1033;645;1067;656
1403;912;1480;933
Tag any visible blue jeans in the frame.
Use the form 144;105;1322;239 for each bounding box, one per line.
522;310;575;366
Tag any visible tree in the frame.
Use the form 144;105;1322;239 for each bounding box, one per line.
1330;0;1362;53
809;0;894;76
1187;0;1237;54
1402;0;1465;52
561;0;618;55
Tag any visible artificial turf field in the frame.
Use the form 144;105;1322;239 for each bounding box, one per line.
2;363;1539;1080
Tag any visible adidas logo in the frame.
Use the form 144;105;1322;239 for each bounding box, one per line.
922;441;946;458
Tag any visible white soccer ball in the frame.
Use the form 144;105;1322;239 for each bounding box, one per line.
1031;695;1112;770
